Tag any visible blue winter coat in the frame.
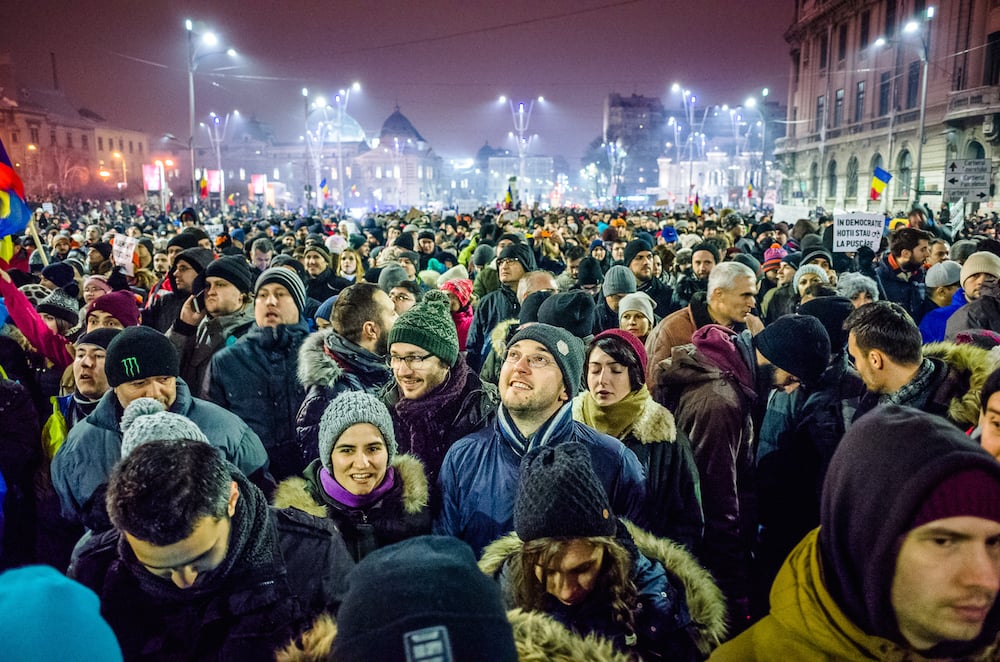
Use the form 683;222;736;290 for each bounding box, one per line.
922;288;967;343
435;407;647;557
208;321;310;480
51;378;269;524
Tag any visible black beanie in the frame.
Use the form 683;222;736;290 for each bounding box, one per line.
204;255;254;294
519;290;553;325
623;238;653;268
498;243;536;272
798;296;854;351
105;326;179;387
514;442;616;541
507;323;584;398
690;242;721;264
755;314;831;386
76;328;120;350
166;233;199;251
537;291;596;339
575;257;604;287
332;536;517;662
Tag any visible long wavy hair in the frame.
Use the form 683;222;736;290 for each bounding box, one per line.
510;536;637;635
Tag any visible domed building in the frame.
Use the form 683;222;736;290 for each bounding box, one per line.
355;106;442;210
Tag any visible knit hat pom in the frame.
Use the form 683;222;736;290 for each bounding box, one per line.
422;288;450;309
120;397;167;435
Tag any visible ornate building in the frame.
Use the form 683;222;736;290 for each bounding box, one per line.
355;107;442;209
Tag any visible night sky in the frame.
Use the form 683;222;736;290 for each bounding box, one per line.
7;0;792;165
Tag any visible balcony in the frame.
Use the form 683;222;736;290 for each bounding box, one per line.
946;86;1000;122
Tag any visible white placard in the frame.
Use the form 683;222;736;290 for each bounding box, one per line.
832;212;884;253
772;203;809;226
203;223;224;238
41;202;54;214
112;233;138;276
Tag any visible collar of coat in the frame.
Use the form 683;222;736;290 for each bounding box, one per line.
571;393;677;444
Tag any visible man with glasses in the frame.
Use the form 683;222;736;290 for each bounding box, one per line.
436;323;646;557
388;280;422;315
466;243;536;372
381;290;498;501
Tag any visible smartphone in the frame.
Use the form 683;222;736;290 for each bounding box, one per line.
191;291;203;314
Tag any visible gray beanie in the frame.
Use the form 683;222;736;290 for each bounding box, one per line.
618;291;656;324
507;323;584;398
602;265;637;297
377;263;409;293
793;263;830;289
255;267;306;312
318;391;398;473
472;244;496;267
120;397;209;458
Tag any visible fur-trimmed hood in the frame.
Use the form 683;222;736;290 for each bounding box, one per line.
490;317;520;355
297;328;388;390
275;609;631;662
272;453;429;517
478;520;728;656
571;392;677;444
923;341;1000;427
297;329;344;389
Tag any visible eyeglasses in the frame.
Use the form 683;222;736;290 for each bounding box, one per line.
504;349;556;369
389;293;415;303
387;353;432;368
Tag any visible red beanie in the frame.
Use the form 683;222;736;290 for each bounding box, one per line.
911;468;1000;529
593;328;648;376
86;290;140;328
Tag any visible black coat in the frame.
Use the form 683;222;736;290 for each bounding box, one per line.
466;284;519;372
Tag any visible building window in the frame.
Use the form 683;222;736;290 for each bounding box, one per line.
906;60;920;109
29;126;39;144
118;138;124;150
128;140;134;154
897;150;912;198
810;162;820;197
827;160;838;199
860;11;870;50
81;134;89;150
834;89;844;127
375;166;382;179
886;0;897;38
879;72;892;115
986;32;1000;86
273;168;280;181
67;132;74;149
855;81;866;123
9;131;17;144
816;95;826;132
820;33;829;69
846;156;859;199
98;136;104;151
793;51;801;85
838;24;848;61
138;143;143;154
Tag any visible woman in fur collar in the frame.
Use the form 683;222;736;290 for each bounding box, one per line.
574;329;704;551
273;391;430;561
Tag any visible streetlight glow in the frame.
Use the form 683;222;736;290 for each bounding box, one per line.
226;48;237;57
351;82;361;92
903;20;919;33
302;87;308;97
202;32;218;46
185;19;192;31
498;95;507;103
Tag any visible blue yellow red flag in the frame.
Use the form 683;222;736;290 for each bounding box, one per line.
870;167;892;200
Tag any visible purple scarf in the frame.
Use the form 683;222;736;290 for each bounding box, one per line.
320;466;396;508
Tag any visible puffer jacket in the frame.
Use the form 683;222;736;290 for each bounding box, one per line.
572;393;703;552
305;269;349;303
272;454;431;562
466;284;519;372
435;408;647;557
166;303;254;399
480;519;728;661
50;378;269;524
294;329;392;463
208;321;310;480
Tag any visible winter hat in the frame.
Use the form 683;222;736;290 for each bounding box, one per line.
349;234;367;252
498;243;536;272
513;442;616;542
519;290;553;324
315;295;337;324
326;233;348;255
302;243;331;265
269;254;308;281
793;263;830;289
507;323;584;398
782;251;803;270
731;252;761;276
37;287;80;325
318;391;397;472
925;260;962;289
438;264;469;284
255;267;306;312
617;292;655;326
377;263;410;293
802;245;835;268
798;296;854;351
589;238;605;252
169;247;214;290
331;536;518;662
675;219;690;230
761;243;788;273
120;398;209;458
623;238;653;267
910;467;1000;529
602;265;637;297
204;255;254;294
960;251;1000;289
439;278;473;309
538;291;596;338
690;242;721;265
84;275;112;298
951;239;979;264
41;262;76;289
660;226;679;244
166;232;199;251
594;328;648;375
105;326;179;387
755;314;831;386
91;242;113;261
418;269;440;288
18;283;51;309
575;257;604;287
0;565;122;662
86;290;140;328
471;243;496;267
417;229;435;242
76;328;120;350
387;290;459;367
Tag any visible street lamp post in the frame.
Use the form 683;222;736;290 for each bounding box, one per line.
201;111;237;210
500;95;543;206
745;88;769;205
185;19;236;207
333;83;360;214
112;151;127;189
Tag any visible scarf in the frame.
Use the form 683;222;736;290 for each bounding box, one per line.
880;357;936;409
120;471;277;604
497;402;574;458
578;387;650;440
320;466;396;509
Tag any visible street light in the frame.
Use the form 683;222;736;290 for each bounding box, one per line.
499;95;544;205
303;83;360;214
334;83;361;214
745;88;769;204
186;19;237;207
671;83;698;204
112;151;127;188
200;110;238;209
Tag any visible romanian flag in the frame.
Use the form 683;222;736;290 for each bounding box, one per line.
0;138;31;262
199;175;209;199
747;178;754;199
870;167;892;200
320;178;330;199
692;194;701;216
226;193;236;207
503;179;513;210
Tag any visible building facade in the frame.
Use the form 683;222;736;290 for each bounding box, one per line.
776;0;1000;213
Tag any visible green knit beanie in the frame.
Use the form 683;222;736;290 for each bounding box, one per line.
387;290;459;367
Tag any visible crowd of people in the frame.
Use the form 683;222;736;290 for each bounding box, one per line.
2;198;1000;660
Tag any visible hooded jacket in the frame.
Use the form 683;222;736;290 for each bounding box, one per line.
480;519;727;661
946;279;1000;340
166;303;254;399
466;284;520;372
874;253;926;322
272;454;431;562
50;378;269;525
